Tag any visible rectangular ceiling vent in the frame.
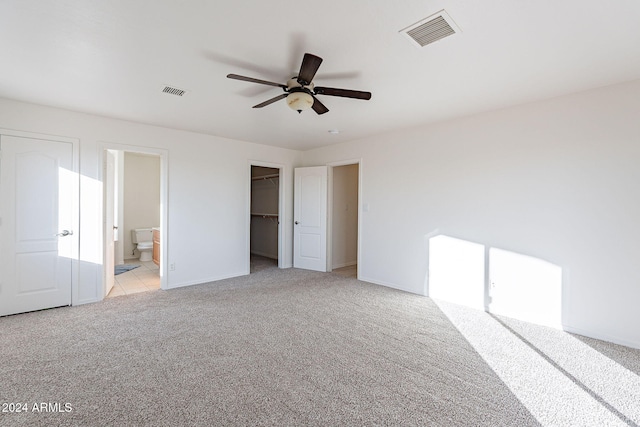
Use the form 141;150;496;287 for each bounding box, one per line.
161;85;188;97
400;10;461;48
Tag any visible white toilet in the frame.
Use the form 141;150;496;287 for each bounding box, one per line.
132;228;154;262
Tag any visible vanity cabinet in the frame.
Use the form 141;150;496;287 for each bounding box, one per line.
152;228;160;266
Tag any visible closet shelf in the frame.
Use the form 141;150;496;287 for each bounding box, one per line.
251;173;279;181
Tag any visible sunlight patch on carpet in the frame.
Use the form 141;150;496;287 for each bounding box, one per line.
433;299;640;426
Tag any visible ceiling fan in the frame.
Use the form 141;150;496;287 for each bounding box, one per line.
227;53;371;115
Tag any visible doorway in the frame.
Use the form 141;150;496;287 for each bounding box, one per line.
329;163;359;278
293;161;361;276
102;145;168;298
250;165;281;273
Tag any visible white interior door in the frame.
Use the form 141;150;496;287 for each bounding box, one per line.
294;166;327;271
0;135;74;316
104;150;115;296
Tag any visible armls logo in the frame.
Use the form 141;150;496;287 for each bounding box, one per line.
31;402;73;413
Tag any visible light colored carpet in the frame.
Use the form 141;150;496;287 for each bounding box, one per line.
250;254;278;273
1;265;639;426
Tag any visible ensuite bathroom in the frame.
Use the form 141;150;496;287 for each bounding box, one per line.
107;150;161;298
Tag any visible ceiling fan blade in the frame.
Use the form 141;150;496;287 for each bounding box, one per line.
314;86;372;100
227;74;287;89
311;96;329;115
297;53;323;85
252;94;288;108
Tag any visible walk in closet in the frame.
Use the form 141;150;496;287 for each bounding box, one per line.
250;166;279;261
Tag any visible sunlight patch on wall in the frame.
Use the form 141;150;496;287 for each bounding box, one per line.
80;173;103;265
428;235;485;309
427;234;562;329
490;248;562;328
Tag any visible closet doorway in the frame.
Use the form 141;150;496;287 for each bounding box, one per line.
328;162;360;278
249;164;284;273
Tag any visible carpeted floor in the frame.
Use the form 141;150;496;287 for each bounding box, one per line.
249;254;278;273
1;265;639;426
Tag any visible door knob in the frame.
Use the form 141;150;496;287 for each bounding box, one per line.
56;230;73;237
295;221;299;225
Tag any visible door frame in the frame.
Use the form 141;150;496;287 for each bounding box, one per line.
247;160;286;271
98;142;169;296
0;128;80;305
326;159;362;278
104;149;117;296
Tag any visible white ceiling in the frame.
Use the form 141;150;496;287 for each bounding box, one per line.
1;1;639;150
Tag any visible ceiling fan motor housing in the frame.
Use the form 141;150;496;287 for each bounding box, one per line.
286;78;314;93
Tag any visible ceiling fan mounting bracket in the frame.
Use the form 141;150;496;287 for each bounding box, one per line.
287;86;314;97
286;77;314;93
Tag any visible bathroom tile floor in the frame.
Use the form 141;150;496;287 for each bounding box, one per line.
107;260;160;298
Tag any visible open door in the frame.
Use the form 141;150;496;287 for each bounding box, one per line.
0;135;75;316
294;166;327;271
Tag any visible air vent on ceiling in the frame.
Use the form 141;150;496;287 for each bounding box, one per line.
161;85;188;97
400;10;461;48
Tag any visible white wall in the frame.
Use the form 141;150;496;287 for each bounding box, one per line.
332;164;358;269
0;97;302;303
303;79;640;349
123;152;160;259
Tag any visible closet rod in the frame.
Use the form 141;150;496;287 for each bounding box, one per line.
250;213;278;218
251;173;279;181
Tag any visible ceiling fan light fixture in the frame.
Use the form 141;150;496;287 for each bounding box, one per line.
286;91;314;113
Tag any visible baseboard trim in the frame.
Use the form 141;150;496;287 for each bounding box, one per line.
562;325;640;350
75;298;99;306
167;272;248;290
358;276;421;295
332;261;357;269
250;250;278;260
